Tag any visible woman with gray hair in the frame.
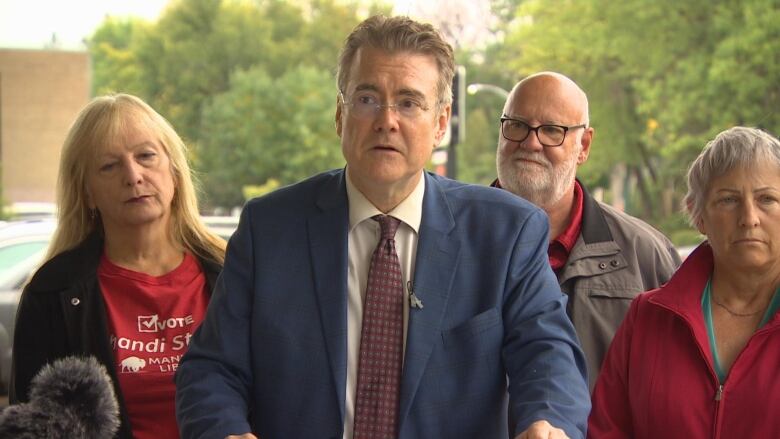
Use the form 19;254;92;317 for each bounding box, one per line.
588;126;780;438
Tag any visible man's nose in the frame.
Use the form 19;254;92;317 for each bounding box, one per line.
372;105;400;132
518;129;545;152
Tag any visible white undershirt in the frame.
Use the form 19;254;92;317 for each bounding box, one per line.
342;169;423;439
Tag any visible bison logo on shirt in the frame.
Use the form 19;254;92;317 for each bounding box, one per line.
120;356;147;373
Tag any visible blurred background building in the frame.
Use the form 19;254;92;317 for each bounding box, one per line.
0;49;89;205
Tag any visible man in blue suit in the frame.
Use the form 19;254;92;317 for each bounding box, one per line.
175;15;589;439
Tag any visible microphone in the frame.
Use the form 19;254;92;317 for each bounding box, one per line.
407;280;424;309
0;356;120;439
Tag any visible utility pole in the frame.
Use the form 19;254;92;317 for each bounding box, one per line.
446;65;466;179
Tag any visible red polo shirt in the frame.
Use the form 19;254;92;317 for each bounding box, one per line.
491;179;584;270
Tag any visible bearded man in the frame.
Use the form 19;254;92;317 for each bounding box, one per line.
493;72;681;390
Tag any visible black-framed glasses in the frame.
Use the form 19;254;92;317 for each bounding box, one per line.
500;115;587;147
339;91;432;120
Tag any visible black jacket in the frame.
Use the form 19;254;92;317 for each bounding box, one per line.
9;232;221;439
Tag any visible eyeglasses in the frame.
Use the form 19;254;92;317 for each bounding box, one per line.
500;116;587;147
339;91;431;120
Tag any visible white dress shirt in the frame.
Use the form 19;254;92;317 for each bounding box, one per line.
342;169;424;439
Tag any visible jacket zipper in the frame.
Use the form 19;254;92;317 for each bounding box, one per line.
651;300;780;439
711;323;780;439
712;384;723;439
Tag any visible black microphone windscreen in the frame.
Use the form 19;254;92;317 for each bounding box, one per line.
0;356;120;438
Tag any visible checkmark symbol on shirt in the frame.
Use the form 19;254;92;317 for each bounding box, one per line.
137;315;159;332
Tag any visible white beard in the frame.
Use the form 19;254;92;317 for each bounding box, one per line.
496;147;579;210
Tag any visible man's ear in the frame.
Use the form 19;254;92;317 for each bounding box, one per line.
577;126;594;165
434;104;451;144
335;97;343;138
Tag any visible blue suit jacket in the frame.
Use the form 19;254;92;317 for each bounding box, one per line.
176;170;590;439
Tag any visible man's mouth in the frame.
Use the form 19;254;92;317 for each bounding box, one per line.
374;144;400;153
514;157;547;168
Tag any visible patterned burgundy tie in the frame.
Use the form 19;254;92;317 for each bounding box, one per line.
353;215;404;439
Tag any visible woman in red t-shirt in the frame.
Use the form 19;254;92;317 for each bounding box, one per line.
10;93;226;439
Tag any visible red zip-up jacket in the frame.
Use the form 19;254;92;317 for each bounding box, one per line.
588;242;780;439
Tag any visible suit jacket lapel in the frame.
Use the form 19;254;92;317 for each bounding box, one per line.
399;173;460;428
307;170;350;425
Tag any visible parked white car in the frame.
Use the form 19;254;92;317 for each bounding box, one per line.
0;219;56;394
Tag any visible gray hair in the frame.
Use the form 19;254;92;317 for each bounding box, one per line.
684;126;780;227
336;15;455;109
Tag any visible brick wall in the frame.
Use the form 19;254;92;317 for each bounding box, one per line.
0;49;90;203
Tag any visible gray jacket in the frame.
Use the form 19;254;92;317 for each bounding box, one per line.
559;183;681;390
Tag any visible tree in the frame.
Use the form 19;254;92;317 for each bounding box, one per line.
492;0;780;242
198;65;344;207
130;0;276;142
88;0;368;207
450;45;517;185
88;17;146;96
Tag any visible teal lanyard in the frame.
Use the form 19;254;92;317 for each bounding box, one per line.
702;278;780;383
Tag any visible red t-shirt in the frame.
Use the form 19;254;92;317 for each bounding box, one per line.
99;252;209;439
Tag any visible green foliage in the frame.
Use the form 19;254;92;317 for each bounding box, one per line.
243;178;282;200
88;17;146;96
131;0;275;142
87;0;779;237
456;107;501;185
451;45;516;184
199;65;344;206
491;0;780;242
88;0;363;208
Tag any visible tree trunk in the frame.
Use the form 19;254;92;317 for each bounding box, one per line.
610;162;626;211
632;165;654;220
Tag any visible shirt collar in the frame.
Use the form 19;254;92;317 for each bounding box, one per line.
492;177;583;247
553;180;584;251
345;169;424;234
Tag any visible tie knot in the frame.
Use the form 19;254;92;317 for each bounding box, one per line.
374;215;401;240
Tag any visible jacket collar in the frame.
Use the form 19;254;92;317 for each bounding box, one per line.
26;230;104;292
399;172;458;428
309;170;351;423
578;180;614;245
560;182;624;282
491;177;612;244
650;242;712;308
648;242;713;349
650;242;780;329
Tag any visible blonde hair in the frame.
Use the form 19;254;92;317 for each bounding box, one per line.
336;15;455;109
47;93;225;265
